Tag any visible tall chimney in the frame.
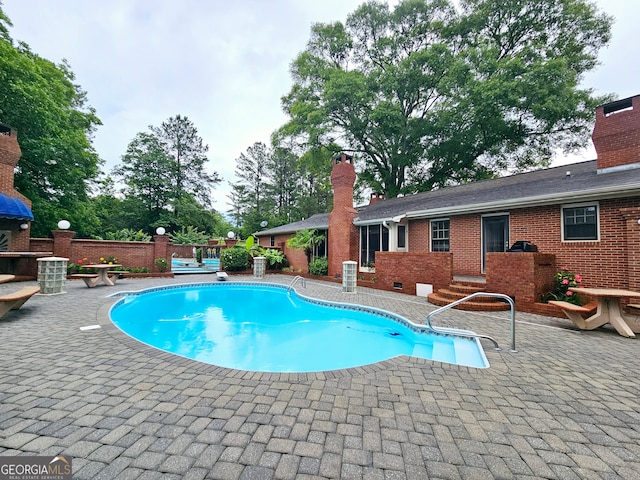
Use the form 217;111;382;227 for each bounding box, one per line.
328;154;359;278
592;95;640;173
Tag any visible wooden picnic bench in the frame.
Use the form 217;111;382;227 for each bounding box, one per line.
0;285;40;319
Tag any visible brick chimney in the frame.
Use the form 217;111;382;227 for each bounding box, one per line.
0;125;22;193
369;192;385;205
328;154;359;278
592;95;640;173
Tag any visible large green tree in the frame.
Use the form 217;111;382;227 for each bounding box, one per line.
149;115;220;215
281;0;612;197
114;115;222;233
0;7;102;236
229;142;275;237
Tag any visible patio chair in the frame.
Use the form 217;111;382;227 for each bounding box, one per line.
0;285;40;319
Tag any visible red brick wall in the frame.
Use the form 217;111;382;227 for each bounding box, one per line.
374;251;453;295
592;94;640;171
451;215;482;275
408;219;429;252
269;233;308;273
29;236;171;272
486;253;556;309
507;199;637;290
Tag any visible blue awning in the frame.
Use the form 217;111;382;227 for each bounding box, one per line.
0;193;34;221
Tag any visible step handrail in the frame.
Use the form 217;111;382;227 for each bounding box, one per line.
288;275;306;290
425;292;517;352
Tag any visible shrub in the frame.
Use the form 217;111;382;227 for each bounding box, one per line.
263;249;287;269
169;226;209;244
220;246;250;271
154;258;169;272
103;229;152;242
542;268;583;305
308;257;328;276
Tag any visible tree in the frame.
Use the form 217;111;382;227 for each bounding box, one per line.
113;132;175;225
229;142;276;237
281;0;612;197
113;115;223;234
0;8;102;236
149;115;221;216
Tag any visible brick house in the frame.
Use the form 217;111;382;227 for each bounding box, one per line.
257;95;640;314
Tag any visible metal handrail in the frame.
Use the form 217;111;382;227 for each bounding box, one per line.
424;292;517;352
288;275;306;289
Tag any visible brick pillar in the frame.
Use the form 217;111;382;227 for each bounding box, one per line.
619;207;640;292
52;230;75;259
328;154;360;278
153;235;171;271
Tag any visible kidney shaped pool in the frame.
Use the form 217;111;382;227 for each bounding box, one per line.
109;282;489;372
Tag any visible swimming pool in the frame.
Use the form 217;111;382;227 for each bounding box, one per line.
110;283;489;372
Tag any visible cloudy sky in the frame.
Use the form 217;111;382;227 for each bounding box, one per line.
3;0;639;211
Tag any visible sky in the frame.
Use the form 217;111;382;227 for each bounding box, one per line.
2;0;639;211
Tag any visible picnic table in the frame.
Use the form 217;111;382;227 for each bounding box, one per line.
77;264;122;288
564;287;640;338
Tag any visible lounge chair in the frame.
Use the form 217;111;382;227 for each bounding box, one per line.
0;285;40;319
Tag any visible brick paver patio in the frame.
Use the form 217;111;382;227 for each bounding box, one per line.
1;274;639;479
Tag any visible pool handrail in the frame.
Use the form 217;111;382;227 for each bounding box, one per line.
288;275;306;290
424;292;517;352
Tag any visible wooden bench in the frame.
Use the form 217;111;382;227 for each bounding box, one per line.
0;285;40;319
548;300;598;330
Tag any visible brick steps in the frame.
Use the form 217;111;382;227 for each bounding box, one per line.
428;282;511;312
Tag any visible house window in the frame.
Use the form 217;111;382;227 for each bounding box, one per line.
431;219;450;252
562;204;599;241
397;225;406;249
313;229;328;258
269;235;275;247
360;225;389;267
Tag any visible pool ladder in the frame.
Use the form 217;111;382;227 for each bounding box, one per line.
424;292;517;352
288;275;306;290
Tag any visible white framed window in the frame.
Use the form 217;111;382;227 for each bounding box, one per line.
562;202;599;241
430;219;450;252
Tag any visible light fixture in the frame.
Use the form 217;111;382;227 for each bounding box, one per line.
19;223;29;230
57;220;71;230
156;226;166;235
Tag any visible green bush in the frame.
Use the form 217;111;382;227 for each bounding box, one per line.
220;246;250;271
263;248;287;269
308;257;328;276
103;229;152;242
169;226;209;244
154;258;169;272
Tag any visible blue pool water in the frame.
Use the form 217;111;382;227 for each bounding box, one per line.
110;283;488;372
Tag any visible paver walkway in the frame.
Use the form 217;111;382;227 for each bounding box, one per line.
1;274;639;479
